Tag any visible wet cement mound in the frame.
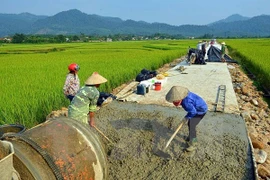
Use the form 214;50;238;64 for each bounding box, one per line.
95;101;255;180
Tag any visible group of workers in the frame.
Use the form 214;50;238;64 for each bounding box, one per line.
63;64;107;128
197;40;226;62
63;53;210;152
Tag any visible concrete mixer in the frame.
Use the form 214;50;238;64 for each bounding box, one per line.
0;117;108;180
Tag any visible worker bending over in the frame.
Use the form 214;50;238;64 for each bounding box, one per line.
166;86;208;152
68;72;107;127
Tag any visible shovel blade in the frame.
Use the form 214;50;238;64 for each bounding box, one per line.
153;149;171;159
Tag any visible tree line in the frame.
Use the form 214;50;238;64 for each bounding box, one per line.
1;33;188;44
1;33;268;44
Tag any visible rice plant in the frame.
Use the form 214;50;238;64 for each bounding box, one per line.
0;40;196;127
225;38;270;90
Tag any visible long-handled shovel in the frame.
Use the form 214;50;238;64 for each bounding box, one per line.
93;125;114;144
163;119;187;151
154;119;188;159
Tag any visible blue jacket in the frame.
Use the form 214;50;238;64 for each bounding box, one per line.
181;91;208;119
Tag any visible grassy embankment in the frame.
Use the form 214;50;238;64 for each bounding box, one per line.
0;40;196;127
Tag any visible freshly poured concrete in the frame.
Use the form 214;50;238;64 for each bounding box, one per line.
95;101;255;180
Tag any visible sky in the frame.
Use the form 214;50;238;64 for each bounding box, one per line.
1;0;270;26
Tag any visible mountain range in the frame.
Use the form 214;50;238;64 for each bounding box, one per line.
0;9;270;37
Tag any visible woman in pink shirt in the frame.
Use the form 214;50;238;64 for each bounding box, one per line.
63;63;80;102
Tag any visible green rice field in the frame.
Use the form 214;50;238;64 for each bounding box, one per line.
0;40;196;127
1;39;269;128
225;38;270;91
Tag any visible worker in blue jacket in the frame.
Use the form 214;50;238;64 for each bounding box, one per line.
165;86;208;152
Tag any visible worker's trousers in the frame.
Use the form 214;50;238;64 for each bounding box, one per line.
188;113;206;140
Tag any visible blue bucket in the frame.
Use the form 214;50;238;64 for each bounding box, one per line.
137;84;146;95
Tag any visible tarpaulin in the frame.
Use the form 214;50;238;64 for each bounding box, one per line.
207;45;237;63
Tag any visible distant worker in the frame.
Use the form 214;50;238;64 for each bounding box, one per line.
221;42;226;62
201;40;207;58
165;86;208;152
68;72;107;127
197;41;202;50
63;63;80;102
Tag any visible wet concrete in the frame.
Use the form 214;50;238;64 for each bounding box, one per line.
95;101;255;180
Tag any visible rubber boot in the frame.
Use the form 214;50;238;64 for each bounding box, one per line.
186;138;198;152
183;135;189;142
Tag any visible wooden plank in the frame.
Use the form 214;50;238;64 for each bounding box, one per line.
115;81;139;99
116;91;135;102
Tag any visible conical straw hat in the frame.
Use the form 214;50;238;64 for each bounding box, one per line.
165;86;189;102
85;72;107;85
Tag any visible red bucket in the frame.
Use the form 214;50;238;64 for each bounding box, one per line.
154;82;161;91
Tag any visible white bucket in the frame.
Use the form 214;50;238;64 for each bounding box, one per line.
0;141;20;180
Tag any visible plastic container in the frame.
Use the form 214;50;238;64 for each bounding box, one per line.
154;82;162;91
137;84;146;95
0;141;20;180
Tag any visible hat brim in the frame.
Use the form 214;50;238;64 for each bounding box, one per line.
165;86;189;102
85;73;107;85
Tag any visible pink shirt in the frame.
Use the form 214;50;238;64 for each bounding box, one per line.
63;73;80;96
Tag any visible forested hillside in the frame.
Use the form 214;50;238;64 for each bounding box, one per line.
0;9;270;37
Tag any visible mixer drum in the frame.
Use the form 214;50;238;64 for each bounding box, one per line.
4;117;108;180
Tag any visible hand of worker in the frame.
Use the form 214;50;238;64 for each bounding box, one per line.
182;117;189;123
88;119;95;127
88;112;95;127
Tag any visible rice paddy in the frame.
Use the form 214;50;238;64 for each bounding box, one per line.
0;40;195;127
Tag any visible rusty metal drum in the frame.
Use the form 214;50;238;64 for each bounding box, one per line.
2;117;108;180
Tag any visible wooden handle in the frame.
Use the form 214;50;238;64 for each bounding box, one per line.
164;121;185;150
93;126;114;144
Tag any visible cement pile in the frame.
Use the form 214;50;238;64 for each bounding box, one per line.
95;101;255;180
